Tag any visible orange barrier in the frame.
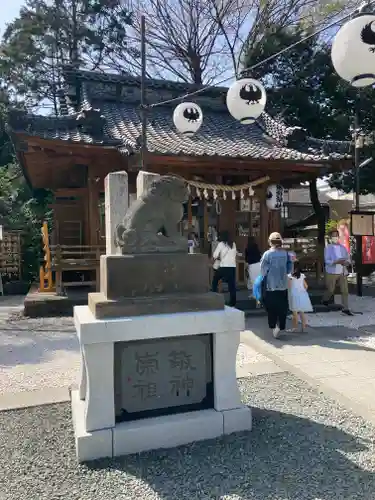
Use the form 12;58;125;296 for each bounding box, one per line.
39;221;55;292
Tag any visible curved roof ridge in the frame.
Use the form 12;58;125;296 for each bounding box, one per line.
259;111;351;149
64;68;351;151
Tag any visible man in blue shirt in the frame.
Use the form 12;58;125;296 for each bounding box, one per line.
322;229;353;316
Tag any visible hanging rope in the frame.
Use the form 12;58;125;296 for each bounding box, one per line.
184;175;269;199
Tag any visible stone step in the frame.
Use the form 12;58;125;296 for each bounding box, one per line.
222;290;341;316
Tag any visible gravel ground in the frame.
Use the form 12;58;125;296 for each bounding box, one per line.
1;372;375;500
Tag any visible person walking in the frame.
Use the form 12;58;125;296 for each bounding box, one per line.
322;229;353;315
260;232;292;339
212;230;237;307
288;260;313;332
245;236;261;297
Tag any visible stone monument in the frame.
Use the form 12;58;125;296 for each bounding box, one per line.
71;172;251;462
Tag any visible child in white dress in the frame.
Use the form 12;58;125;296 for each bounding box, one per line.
288;262;313;331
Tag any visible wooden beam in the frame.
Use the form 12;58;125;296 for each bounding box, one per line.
16;134;118;153
145;153;348;173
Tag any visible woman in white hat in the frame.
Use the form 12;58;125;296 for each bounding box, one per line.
260;232;292;339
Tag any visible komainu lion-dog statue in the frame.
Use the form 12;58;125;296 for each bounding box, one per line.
115;175;189;254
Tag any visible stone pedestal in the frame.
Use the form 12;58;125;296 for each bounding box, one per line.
136;171;160;199
71;252;251;463
104;171;128;255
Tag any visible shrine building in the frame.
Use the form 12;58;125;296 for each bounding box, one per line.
7;69;352;293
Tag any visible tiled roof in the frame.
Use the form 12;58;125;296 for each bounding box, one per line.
329;192;375;207
7;69;352;162
286;187;332;205
6;108;122;146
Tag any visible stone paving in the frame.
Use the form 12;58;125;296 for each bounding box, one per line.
2;292;375;421
0;297;280;410
306;295;375;328
0;304;80;409
242;307;375;425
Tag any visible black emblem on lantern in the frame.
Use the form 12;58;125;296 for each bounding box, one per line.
239;83;262;105
361;22;375;52
183;107;200;122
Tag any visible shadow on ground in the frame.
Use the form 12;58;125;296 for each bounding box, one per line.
89;408;375;499
245;316;375;353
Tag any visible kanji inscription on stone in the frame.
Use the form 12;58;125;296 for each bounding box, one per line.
114;335;211;415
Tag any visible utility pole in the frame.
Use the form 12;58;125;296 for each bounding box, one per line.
140;14;147;171
354;99;363;296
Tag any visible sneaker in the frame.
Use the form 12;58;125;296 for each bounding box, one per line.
342;309;354;316
272;326;281;339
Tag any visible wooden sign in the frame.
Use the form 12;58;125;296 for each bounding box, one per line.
350;211;374;236
240;199;251;212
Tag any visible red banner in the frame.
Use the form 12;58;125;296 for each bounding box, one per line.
362;236;375;264
338;222;350;253
336;219;375;265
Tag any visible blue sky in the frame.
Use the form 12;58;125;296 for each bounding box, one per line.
0;0;24;36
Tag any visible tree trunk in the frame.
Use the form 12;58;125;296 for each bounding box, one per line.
309;179;326;276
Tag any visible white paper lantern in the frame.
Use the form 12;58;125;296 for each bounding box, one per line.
266;184;284;210
173;102;203;136
226;78;266;124
331;15;375;87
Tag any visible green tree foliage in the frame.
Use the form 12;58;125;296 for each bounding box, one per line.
241;24;351;245
242;24;347;138
241;22;375;195
0;103;53;282
0;0;134;282
0;0;134;112
328;85;375;195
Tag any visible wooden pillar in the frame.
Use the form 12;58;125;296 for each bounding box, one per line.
83;188;90;245
187;197;193;229
257;186;269;251
269;210;282;236
88;170;100;246
219;198;236;238
203;200;208;252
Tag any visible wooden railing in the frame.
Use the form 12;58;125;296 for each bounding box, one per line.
50;245;105;294
40;236;322;295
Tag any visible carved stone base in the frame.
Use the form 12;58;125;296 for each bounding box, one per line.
72;305;249;462
100;253;210;300
88;291;224;319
